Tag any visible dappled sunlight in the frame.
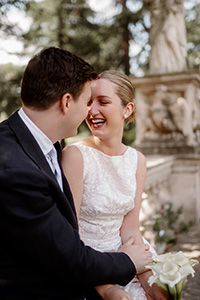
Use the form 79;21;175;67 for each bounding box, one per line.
178;250;200;258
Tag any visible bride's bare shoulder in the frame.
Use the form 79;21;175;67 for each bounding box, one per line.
78;136;94;147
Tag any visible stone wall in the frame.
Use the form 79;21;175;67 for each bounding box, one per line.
131;72;200;154
140;154;200;225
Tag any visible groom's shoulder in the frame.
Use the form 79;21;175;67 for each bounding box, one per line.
0;110;19;133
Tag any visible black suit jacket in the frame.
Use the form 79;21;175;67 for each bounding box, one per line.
0;111;136;300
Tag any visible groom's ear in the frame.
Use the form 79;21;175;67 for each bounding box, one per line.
60;93;73;114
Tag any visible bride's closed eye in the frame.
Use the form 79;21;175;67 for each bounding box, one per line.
98;97;111;105
100;101;109;105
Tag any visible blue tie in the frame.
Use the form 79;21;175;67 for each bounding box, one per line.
48;148;63;191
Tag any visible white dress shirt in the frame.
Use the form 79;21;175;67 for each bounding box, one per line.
18;108;63;191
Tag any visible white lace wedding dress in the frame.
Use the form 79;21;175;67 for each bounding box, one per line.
74;143;156;300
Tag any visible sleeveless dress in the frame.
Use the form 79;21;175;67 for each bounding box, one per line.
74;143;156;300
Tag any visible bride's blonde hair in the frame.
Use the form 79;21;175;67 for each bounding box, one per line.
97;70;136;123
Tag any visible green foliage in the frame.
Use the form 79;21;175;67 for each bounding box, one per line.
0;0;27;36
1;0;199;73
0;0;199;121
186;2;200;70
0;64;23;120
112;0;150;75
153;202;194;245
22;0;102;66
122;121;136;145
16;0;150;75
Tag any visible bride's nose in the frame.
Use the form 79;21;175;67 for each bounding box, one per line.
88;101;99;116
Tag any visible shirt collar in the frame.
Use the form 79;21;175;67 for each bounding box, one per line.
18;107;53;156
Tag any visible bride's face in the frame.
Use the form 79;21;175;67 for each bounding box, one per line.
86;78;126;140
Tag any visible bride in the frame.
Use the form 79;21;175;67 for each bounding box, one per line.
62;70;169;300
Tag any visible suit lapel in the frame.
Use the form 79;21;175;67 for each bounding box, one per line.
8;111;78;228
9;111;54;180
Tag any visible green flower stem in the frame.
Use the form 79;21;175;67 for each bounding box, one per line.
169;291;182;300
177;292;182;300
176;278;187;294
168;285;177;298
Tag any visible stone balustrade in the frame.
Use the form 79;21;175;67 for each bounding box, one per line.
140;154;200;225
139;154;200;252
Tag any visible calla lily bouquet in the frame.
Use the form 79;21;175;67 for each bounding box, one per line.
146;251;199;300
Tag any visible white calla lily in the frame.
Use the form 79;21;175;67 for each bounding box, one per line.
154;252;171;263
159;271;182;288
171;251;189;266
189;258;199;266
146;262;163;273
179;264;195;278
162;261;179;276
146;252;199;299
148;274;158;286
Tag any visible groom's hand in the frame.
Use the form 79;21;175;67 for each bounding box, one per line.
119;237;152;274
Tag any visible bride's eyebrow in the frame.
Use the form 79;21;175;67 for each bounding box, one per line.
97;95;111;99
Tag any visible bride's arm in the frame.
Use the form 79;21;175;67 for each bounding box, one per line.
120;151;169;300
120;151;146;245
62;145;84;218
95;285;133;300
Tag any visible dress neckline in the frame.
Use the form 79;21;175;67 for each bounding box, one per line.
77;143;130;158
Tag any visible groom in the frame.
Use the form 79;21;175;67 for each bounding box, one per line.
0;47;152;300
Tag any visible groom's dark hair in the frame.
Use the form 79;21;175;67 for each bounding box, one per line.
21;47;97;109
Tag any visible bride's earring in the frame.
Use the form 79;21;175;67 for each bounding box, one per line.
124;114;128;118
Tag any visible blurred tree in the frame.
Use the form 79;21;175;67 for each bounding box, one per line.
186;2;200;70
0;64;23;121
1;0;199;73
0;0;27;37
110;0;149;75
21;0;103;68
0;0;199;144
0;0;28;121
